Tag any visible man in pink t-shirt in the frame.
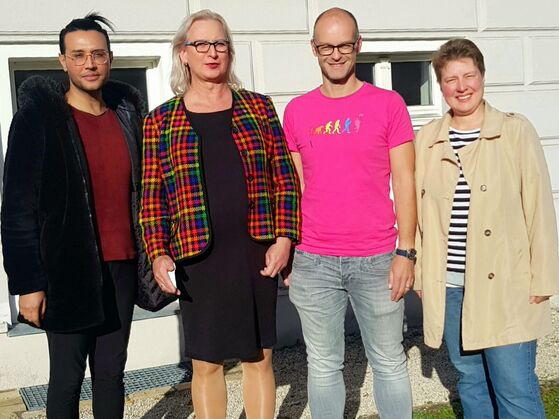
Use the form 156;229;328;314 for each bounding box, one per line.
284;7;416;419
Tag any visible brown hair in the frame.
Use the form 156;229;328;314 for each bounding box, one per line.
432;38;485;83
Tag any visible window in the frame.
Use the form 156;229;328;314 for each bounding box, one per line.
9;56;159;113
358;39;447;129
357;59;431;106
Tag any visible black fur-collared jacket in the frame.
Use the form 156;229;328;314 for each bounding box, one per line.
1;76;145;332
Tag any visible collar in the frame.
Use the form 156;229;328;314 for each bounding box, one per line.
427;100;505;147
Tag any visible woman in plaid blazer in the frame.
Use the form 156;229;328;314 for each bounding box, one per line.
139;9;300;418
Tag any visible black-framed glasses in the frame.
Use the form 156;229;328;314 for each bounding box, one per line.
313;41;357;56
65;50;110;66
184;40;230;53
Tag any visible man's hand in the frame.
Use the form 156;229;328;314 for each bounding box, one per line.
530;295;550;304
153;255;180;296
19;291;46;328
261;237;292;278
389;256;414;301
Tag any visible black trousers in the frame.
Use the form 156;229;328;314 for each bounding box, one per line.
45;260;137;419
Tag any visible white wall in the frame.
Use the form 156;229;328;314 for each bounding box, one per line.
1;0;559;388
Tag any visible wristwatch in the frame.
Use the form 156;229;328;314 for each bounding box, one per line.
395;248;417;262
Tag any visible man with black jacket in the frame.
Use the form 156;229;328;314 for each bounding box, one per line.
1;13;144;418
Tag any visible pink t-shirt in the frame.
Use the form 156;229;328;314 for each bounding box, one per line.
283;82;413;256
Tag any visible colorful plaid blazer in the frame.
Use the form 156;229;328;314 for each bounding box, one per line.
140;89;301;262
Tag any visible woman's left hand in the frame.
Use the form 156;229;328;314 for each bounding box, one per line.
261;237;292;277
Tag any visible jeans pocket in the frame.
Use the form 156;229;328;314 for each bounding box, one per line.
359;251;393;274
293;249;320;270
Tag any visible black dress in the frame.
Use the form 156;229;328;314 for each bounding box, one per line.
177;107;278;362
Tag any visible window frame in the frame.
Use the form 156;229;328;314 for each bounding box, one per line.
9;55;159;114
358;39;447;129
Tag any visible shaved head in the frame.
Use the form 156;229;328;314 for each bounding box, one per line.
313;7;359;41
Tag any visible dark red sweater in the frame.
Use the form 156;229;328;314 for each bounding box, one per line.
72;107;136;261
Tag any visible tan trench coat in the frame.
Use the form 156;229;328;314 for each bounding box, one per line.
415;101;559;350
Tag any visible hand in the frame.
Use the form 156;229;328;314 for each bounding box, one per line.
261;237;292;278
415;290;422;299
529;295;550;304
153;255;180;296
18;291;47;328
281;247;295;287
389;256;414;302
283;271;293;287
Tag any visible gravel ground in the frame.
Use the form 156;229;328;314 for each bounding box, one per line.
26;307;559;418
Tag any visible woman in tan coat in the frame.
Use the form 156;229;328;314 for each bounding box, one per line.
415;39;559;418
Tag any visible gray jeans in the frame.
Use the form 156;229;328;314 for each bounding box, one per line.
289;249;412;419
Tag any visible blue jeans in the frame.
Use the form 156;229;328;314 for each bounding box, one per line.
289;249;412;419
444;286;545;419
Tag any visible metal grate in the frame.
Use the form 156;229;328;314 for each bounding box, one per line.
20;362;192;411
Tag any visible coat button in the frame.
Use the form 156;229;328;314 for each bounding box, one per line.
247;175;254;182
488;272;495;279
232;127;239;134
249;201;255;209
241;149;248;157
484;229;491;236
480;184;487;192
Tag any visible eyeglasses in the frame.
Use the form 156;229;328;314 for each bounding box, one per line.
312;41;358;56
184;40;230;53
65;50;110;66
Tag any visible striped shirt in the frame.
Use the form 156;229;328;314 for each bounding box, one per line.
447;128;480;281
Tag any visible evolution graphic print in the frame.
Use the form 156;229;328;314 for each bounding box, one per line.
309;114;365;136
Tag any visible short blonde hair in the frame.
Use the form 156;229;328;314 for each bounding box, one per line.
169;9;241;96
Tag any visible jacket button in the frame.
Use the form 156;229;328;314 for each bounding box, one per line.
421;189;425;197
247;175;254;182
249;201;255;209
480;184;487;192
241;149;248;157
484;229;491;236
488;272;495;279
232;127;239;134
